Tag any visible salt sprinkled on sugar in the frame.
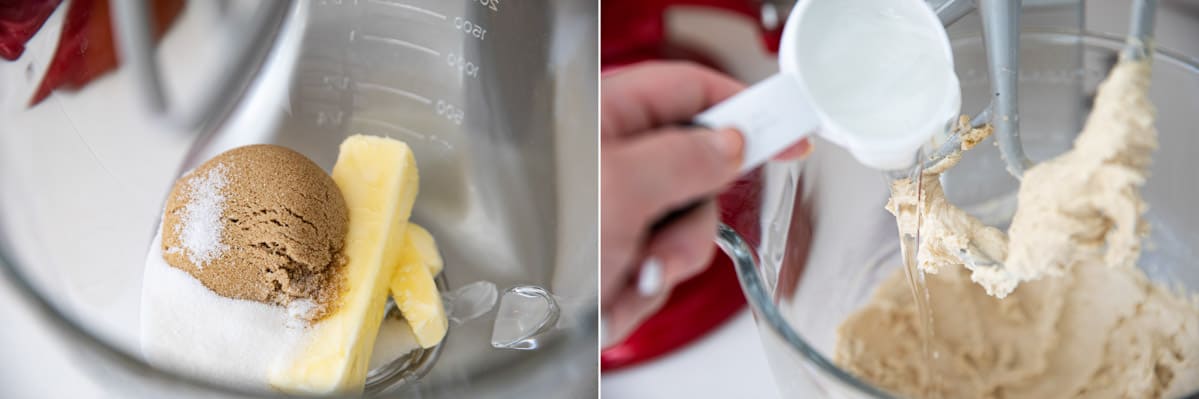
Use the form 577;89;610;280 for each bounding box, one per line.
179;164;230;268
286;299;318;328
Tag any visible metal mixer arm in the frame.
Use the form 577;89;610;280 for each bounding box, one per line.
112;0;291;131
926;0;1158;178
925;0;1030;177
978;0;1029;177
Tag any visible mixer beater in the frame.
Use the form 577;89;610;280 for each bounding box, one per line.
925;0;1158;178
914;0;1160;272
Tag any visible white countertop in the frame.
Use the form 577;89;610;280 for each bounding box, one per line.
601;310;781;399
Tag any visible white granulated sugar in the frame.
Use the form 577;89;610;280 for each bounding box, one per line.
285;299;318;329
141;227;306;390
178;164;230;268
368;316;421;371
141;226;420;390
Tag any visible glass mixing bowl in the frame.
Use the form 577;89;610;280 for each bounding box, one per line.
720;28;1199;399
0;0;596;397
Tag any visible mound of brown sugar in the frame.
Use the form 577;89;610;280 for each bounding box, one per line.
162;144;348;321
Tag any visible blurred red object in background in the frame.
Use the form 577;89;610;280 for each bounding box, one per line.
602;0;782;69
27;0;184;105
0;0;62;61
601;0;784;372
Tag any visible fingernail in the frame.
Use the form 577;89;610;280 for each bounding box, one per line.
798;138;815;158
638;258;664;296
709;128;744;163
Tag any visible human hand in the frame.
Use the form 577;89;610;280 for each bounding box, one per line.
600;61;811;347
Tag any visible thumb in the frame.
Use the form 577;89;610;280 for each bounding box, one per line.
609;127;744;224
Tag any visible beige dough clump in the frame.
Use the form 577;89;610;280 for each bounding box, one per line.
162;145;348;321
836;259;1199;398
836;59;1199;397
1004;60;1157;292
888;60;1157;299
886;168;1014;296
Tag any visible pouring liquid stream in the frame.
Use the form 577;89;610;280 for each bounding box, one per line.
894;153;941;399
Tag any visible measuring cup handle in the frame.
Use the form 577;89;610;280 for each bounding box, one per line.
695;74;820;173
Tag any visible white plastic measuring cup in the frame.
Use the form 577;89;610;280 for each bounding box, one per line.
697;0;961;171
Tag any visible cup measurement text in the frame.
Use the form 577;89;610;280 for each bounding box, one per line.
436;100;465;125
447;53;480;78
454;17;488;41
477;0;499;12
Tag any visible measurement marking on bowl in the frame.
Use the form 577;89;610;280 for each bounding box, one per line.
358;33;441;57
316;110;345;127
435;100;465;125
446;53;480;78
477;0;500;12
355;118;454;153
356;118;429;139
453;17;488;41
356;82;434;105
366;0;447;20
322;75;350;90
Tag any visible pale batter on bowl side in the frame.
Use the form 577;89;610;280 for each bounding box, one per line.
835;59;1199;398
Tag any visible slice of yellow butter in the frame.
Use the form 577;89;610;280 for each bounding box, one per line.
389;224;448;348
269;135;419;394
405;223;443;275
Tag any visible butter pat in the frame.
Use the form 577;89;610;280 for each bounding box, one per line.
390;224;448;348
269;135;420;394
405;224;443;275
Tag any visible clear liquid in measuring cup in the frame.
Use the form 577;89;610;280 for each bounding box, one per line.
797;0;957;141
